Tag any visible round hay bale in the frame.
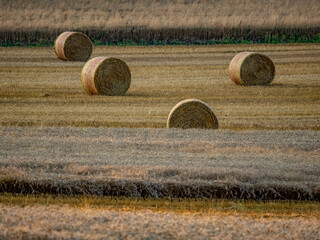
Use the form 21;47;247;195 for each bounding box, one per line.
167;99;219;129
81;56;131;95
229;52;275;85
54;31;92;61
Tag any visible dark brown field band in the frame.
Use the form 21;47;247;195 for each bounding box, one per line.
54;31;74;61
1;178;318;201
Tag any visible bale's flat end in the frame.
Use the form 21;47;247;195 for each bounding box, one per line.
167;99;219;129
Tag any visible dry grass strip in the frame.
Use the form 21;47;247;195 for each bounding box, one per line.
1;193;319;218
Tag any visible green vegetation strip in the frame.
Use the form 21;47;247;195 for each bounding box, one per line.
1;30;320;47
0;193;319;218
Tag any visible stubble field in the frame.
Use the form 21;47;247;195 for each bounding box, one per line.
1;204;319;239
1;44;319;130
0;43;320;239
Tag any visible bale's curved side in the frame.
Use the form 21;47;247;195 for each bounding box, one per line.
54;31;92;61
229;52;275;85
81;57;105;95
54;31;74;61
167;99;219;129
81;57;131;95
229;52;249;85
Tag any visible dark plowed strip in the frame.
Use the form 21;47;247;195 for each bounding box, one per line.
1;178;319;201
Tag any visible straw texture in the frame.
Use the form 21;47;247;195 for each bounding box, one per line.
54;31;92;61
167;99;219;129
81;57;131;95
229;52;275;85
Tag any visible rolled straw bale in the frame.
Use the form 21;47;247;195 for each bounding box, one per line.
81;57;131;95
229;52;275;85
167;99;219;129
54;31;92;61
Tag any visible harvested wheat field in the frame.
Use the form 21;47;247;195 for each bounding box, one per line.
0;43;320;239
0;44;319;130
0;204;319;239
0;127;319;200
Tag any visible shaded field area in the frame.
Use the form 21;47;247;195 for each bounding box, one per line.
0;204;319;239
1;127;319;200
0;0;319;45
1;44;320;130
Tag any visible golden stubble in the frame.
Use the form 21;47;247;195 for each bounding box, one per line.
1;193;319;218
0;44;319;130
